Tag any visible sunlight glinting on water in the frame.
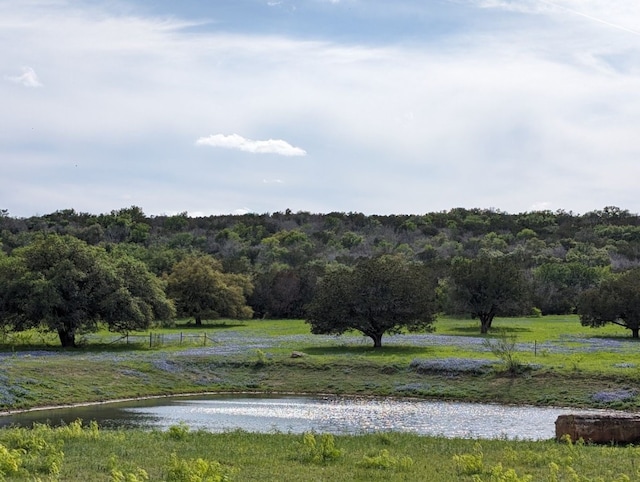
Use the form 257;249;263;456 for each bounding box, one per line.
121;397;610;440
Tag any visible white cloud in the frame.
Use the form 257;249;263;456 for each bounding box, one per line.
5;66;42;87
195;134;307;157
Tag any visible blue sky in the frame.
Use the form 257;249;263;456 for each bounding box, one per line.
2;0;640;217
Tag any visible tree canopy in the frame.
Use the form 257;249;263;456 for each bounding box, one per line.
306;256;438;347
2;235;174;346
447;254;530;333
578;268;640;338
165;255;254;325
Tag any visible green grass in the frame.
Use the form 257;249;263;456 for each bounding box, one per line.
2;421;640;481
2;315;640;480
2;314;640;411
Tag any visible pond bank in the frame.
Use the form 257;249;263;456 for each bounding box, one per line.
2;339;640;414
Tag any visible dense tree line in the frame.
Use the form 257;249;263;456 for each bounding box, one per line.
2;205;640;345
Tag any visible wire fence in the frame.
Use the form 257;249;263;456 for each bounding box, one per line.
107;332;216;348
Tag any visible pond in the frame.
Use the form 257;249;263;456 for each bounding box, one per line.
0;394;616;440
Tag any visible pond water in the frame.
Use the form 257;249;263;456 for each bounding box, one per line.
0;394;616;440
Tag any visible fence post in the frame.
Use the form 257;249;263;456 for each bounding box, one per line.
203;333;206;346
534;340;537;357
180;332;183;344
149;332;152;348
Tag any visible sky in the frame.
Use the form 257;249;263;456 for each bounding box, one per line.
2;0;640;217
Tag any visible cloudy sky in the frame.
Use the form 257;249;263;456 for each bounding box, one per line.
2;0;640;217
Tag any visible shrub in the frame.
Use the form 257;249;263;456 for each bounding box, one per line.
358;449;413;471
483;332;524;375
167;422;190;441
0;444;23;478
453;443;484;475
297;433;342;464
165;453;233;482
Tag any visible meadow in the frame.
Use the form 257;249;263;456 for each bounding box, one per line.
1;315;640;481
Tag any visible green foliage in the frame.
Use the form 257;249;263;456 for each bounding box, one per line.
165;453;233;482
483;332;524;375
110;467;149;482
448;254;530;334
306;255;438;347
475;463;533;482
578;268;640;337
2;235;174;346
0;424;64;477
455;445;533;481
358;449;413;471
166;255;253;325
0;444;23;478
297;433;342;464
453;442;485;475
167;423;190;441
254;349;269;367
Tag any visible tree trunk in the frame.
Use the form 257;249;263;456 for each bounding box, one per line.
479;314;494;334
632;327;639;339
57;328;76;347
479;308;496;334
369;333;383;348
195;315;202;326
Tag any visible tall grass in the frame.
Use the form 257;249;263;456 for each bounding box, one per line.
1;421;640;481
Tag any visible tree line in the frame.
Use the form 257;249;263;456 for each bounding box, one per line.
1;206;640;347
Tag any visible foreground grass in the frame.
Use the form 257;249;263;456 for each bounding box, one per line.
1;421;640;481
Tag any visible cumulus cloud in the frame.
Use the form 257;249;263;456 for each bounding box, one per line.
196;134;307;156
5;66;42;87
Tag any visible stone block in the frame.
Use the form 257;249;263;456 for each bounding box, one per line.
556;414;640;444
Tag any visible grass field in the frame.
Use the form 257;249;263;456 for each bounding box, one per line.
1;420;640;481
1;315;640;411
1;315;640;480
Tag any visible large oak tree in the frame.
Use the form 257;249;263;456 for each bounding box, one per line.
5;235;174;346
306;256;438;348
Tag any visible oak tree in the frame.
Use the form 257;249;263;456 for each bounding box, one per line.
10;235;174;346
166;255;253;325
578;268;640;338
447;254;530;334
306;256;437;348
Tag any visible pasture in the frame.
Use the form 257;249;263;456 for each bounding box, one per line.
1;315;640;480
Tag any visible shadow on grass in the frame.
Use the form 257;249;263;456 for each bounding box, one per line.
0;343;153;354
300;344;432;357
582;334;640;342
449;326;532;335
173;322;247;330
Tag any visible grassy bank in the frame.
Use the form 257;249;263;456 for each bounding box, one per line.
2;315;640;412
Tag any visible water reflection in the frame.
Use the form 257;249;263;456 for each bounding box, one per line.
0;395;613;440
